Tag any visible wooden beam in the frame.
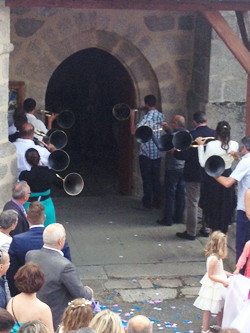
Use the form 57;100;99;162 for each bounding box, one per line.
5;0;250;11
202;11;250;75
246;75;250;135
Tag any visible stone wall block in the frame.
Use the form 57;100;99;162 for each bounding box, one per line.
88;11;97;30
118;41;141;63
40;28;59;49
178;15;194;31
0;83;8;107
96;13;111;31
135;36;152;53
27;39;46;59
0;164;7;180
72;12;88;31
164;107;183;120
57;16;75;37
96;31;120;52
11;157;17;177
124;24;141;43
161;35;192;56
11;7;31;15
0;182;13;211
129;59;152;82
38;56;58;82
49;39;74;62
161;84;179;104
15;57;38;79
155;62;174;82
175;59;192;76
224;80;247;102
193;71;208;99
1;56;9;79
0;142;16;158
0;113;8;139
15;18;45;38
193;54;208;74
144;15;175;32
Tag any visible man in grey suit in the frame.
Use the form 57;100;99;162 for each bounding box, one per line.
26;223;93;330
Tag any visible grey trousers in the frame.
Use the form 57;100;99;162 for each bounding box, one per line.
186;182;200;237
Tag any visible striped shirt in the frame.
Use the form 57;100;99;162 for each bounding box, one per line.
136;109;164;159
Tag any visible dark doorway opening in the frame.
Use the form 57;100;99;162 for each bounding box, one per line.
45;48;135;196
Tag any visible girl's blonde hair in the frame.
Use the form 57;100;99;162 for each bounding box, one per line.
205;231;227;259
89;309;124;333
59;298;93;333
19;321;48;333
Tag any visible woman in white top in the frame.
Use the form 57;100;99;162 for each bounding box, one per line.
196;121;239;234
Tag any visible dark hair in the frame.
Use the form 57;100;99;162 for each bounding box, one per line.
20;123;34;138
144;95;156;107
23;98;36;113
0;308;15;332
0;210;18;229
241;136;250;151
193;112;207;124
216;121;231;151
13;108;28;131
14;262;44;294
27;202;45;225
25;148;40;167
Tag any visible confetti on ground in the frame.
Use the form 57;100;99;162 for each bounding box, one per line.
125;313;131;317
106;238;110;240
196;315;201;319
141;300;147;304
119;255;124;258
171;306;176;309
134;234;137;236
120;243;124;246
132;279;137;283
113;307;120;312
134;305;141;311
177;246;182;248
113;304;118;307
106;297;112;301
154;300;163;304
183;320;192;324
174;315;179;318
158;244;162;246
109;221;113;223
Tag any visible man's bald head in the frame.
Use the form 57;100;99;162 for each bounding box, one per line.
43;223;66;249
20;123;34;139
126;315;153;333
172;115;185;129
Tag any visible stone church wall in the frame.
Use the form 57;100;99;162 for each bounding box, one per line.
8;7;196;197
0;1;16;209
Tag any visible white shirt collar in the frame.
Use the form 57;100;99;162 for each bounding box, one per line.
30;225;44;229
43;245;64;256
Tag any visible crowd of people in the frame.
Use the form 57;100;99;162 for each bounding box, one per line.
1;95;250;333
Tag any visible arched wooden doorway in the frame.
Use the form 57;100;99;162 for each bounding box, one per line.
45;48;135;195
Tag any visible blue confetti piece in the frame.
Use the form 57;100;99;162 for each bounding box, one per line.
155;320;160;323
106;297;112;301
122;321;127;327
113;307;120;312
141;300;147;304
196;315;201;319
148;317;154;322
113;291;117;295
153;285;158;289
100;305;109;310
174;315;179;318
134;305;141;311
120;243;124;246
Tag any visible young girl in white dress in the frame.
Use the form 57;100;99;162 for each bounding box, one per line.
194;231;232;333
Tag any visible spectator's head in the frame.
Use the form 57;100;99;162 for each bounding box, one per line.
25;148;40;167
19;123;35;139
193;112;207;125
241;135;250;154
126;315;153;333
0;210;18;232
43;223;66;250
171;115;185;130
144;95;156;108
60;298;93;333
205;231;227;260
0;309;15;333
14;262;44;294
12;181;30;204
27;202;45;226
0;250;10;278
13;109;27;131
216;121;231;150
89;309;124;333
23;99;37;114
18;321;48;333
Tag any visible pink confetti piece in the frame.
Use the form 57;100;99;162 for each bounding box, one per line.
154;300;163;304
125;313;130;317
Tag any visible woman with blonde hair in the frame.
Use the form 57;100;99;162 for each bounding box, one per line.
58;298;93;333
89;309;124;333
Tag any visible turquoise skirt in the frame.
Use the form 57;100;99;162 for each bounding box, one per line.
24;190;56;227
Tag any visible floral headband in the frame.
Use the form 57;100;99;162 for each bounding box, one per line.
68;299;92;309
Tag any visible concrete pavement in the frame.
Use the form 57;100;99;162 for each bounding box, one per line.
53;194;235;333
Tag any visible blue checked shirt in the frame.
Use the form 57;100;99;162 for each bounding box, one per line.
136;109;164;159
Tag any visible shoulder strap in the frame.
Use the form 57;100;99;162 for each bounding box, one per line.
11;297;20;325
